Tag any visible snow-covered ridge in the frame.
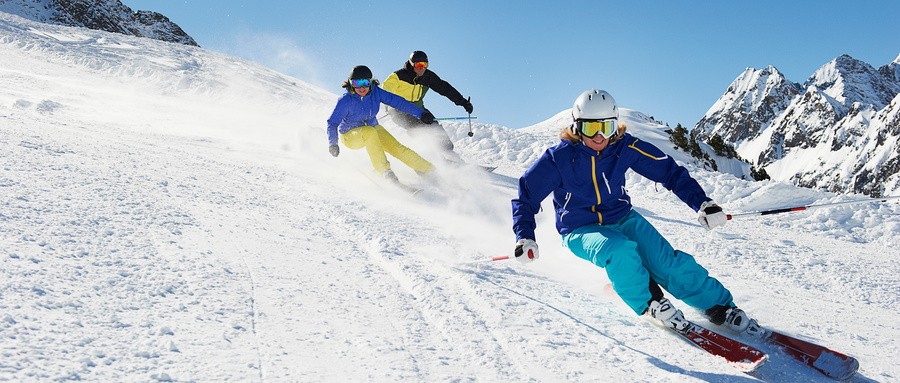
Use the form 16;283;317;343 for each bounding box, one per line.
2;13;899;382
697;66;801;144
0;0;198;46
0;11;335;154
805;54;899;110
695;53;900;197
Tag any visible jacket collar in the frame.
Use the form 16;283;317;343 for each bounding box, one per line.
561;134;628;157
559;138;603;157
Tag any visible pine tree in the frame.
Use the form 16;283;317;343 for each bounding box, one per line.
708;134;739;159
668;123;718;171
669;124;690;151
750;165;771;181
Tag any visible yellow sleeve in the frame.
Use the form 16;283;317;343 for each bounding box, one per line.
382;72;419;102
383;73;401;95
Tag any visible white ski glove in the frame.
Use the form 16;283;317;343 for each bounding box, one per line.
514;238;539;264
698;201;728;230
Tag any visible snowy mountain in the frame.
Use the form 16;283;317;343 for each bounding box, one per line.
2;12;899;382
695;66;801;144
0;0;197;46
694;54;900;197
880;53;900;83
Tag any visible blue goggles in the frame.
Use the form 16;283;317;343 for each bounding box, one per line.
350;78;372;88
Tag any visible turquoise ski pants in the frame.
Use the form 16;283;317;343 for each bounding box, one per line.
562;210;734;316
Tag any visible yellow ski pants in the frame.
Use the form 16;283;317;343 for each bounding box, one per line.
340;125;434;174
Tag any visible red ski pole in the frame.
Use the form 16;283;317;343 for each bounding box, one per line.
726;195;899;220
459;255;510;264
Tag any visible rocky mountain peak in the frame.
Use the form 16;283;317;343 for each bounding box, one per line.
694;65;800;143
805;54;899;111
692;53;900;197
879;54;900;84
0;0;198;46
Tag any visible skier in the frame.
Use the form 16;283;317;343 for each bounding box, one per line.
382;50;474;163
511;89;763;336
327;65;437;183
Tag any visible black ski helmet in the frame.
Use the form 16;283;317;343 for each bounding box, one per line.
349;65;373;80
409;50;428;63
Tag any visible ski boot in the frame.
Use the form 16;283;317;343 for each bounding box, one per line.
706;305;766;337
646;297;690;332
382;169;400;184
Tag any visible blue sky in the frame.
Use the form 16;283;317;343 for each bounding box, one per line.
124;0;900;129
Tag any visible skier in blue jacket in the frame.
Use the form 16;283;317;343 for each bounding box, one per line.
327;65;436;183
511;89;763;336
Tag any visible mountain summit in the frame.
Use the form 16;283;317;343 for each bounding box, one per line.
694;54;900;197
0;0;198;46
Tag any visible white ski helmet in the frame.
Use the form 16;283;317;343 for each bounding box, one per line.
572;89;617;121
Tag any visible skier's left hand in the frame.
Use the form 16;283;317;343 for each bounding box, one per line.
420;110;435;124
698;201;727;230
462;99;474;114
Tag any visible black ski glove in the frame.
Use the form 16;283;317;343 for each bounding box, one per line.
420;110;435;124
329;144;340;157
462;99;474;114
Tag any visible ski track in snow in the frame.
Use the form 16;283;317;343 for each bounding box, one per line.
1;12;899;382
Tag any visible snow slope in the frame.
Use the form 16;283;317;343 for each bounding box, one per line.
1;12;898;382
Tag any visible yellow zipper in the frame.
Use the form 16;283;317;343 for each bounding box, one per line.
590;156;603;223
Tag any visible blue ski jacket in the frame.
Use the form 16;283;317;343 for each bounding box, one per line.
326;85;424;145
512;132;712;241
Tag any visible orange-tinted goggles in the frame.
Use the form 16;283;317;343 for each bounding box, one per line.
413;61;428;70
576;119;617;138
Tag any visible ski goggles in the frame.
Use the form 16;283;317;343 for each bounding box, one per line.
350;78;372;88
412;61;428;70
576;118;618;138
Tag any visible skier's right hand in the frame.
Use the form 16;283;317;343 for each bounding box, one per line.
329;144;340;157
420;110;435;125
514;238;539;264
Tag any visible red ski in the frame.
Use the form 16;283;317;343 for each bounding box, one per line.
763;329;859;380
672;321;768;372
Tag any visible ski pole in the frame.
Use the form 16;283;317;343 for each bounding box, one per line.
459;255;510;264
434;116;479;121
466;97;474;137
726;195;900;220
